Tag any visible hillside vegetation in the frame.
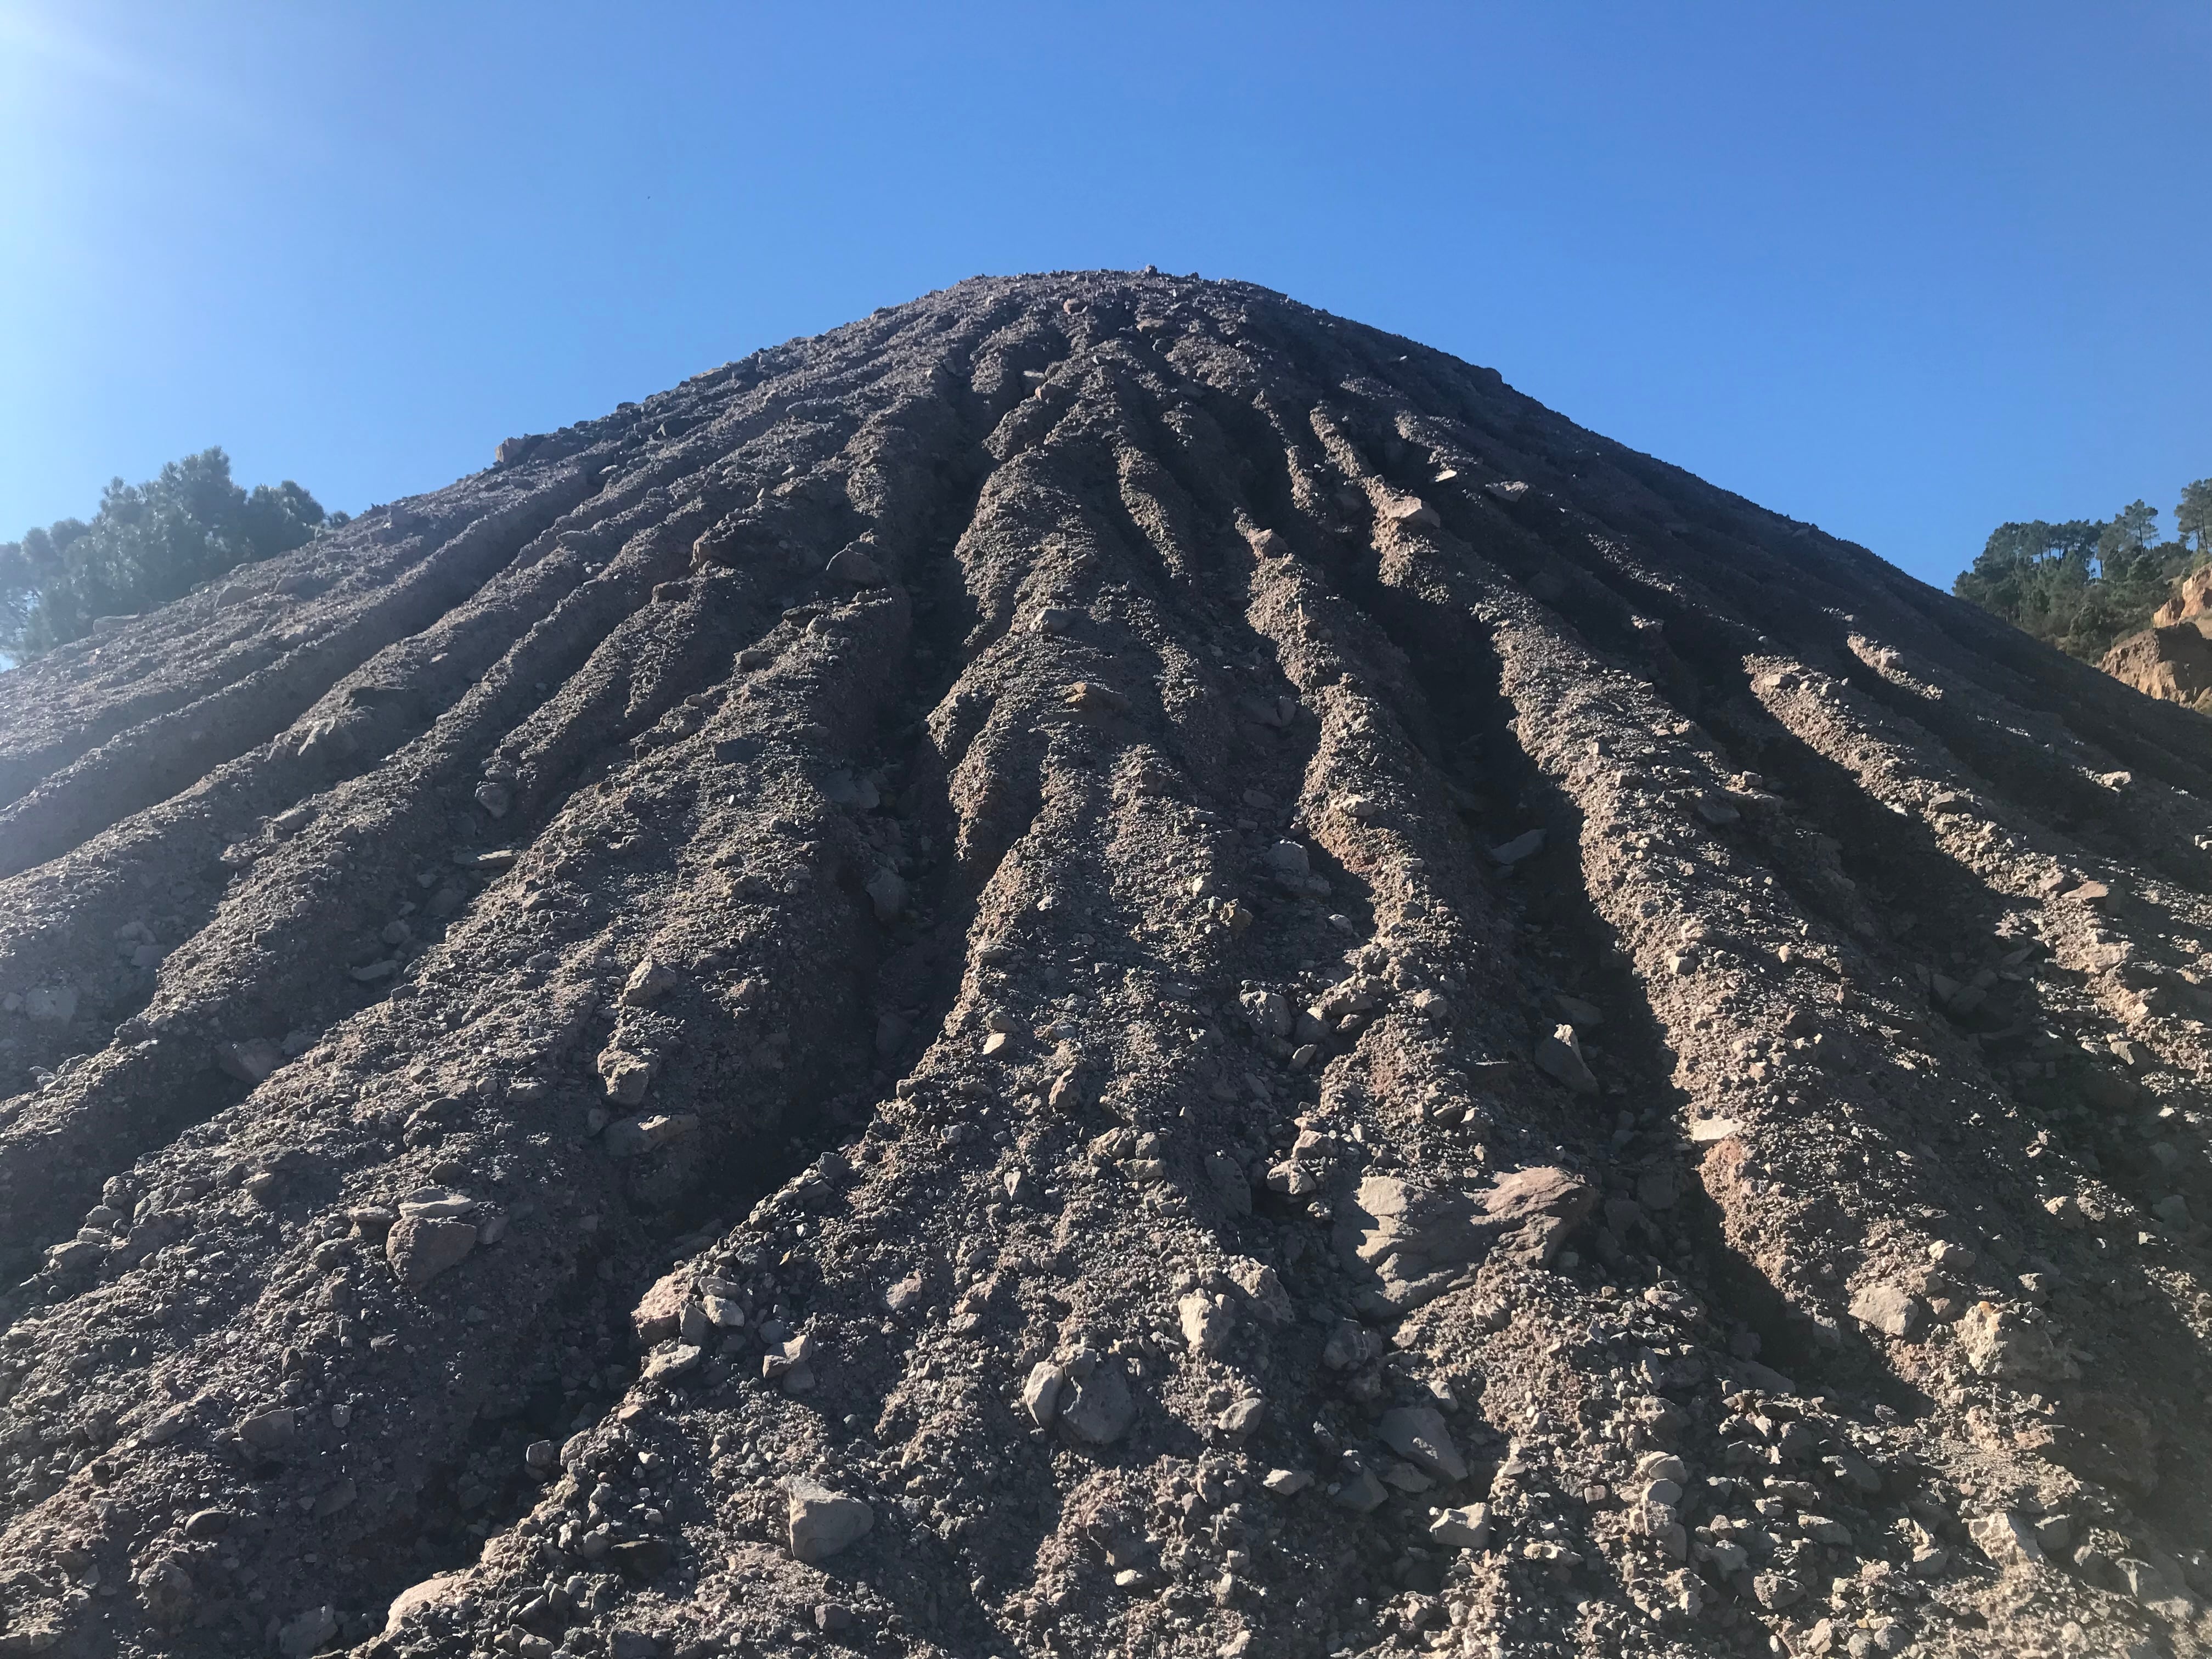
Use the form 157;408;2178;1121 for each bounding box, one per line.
1953;480;2212;661
0;448;338;661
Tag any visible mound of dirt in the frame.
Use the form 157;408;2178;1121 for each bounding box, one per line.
0;273;2208;1659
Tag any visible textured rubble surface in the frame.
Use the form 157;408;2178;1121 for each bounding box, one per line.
0;273;2208;1659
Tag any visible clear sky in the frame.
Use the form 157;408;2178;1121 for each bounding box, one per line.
2;1;2207;589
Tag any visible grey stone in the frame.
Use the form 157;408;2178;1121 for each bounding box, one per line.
1215;1397;1265;1437
605;1113;699;1159
1178;1292;1235;1355
1849;1282;1926;1339
597;1047;655;1106
1378;1406;1467;1481
1334;1167;1596;1311
1534;1024;1598;1093
787;1478;873;1561
1322;1318;1381;1372
238;1407;296;1452
1022;1361;1064;1427
385;1215;477;1290
275;1604;337;1656
1488;828;1544;865
1429;1503;1491;1549
1207;1150;1253;1216
620;958;680;1007
1967;1511;2044;1568
642;1344;702;1383
1332;1456;1388;1513
1958;1303;2075;1380
865;866;907;922
1058;1358;1135;1444
826;544;886;585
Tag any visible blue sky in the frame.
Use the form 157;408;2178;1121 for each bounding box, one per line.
2;1;2207;588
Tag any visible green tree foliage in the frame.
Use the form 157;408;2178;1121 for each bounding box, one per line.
0;448;341;661
1954;482;2212;661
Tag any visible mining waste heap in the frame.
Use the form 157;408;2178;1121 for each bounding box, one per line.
0;274;2207;1659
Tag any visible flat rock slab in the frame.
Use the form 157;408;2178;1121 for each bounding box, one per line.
1334;1169;1596;1313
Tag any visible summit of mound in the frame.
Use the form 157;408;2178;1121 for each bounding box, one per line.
0;272;2207;1659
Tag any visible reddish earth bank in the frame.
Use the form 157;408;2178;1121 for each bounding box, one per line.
0;274;2207;1659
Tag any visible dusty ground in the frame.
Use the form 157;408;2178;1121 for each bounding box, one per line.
0;273;2207;1659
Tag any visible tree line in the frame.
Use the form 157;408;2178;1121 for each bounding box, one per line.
1953;479;2212;660
0;448;340;662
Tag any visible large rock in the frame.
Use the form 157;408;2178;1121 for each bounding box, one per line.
604;1113;699;1159
1334;1168;1596;1312
1849;1282;1927;1339
787;1479;873;1562
385;1215;477;1291
385;1573;469;1634
1958;1302;2076;1381
275;1605;338;1656
1378;1406;1468;1481
1058;1359;1135;1444
632;1269;692;1344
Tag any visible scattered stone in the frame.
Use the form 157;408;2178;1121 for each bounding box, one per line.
700;1294;746;1330
1215;1397;1265;1437
1263;1468;1313;1496
1334;1167;1596;1310
608;1538;672;1581
183;1508;234;1539
1228;1260;1293;1325
1207;1151;1254;1215
1751;1574;1802;1611
1063;681;1130;714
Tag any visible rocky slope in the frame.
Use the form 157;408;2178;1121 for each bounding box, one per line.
2098;624;2212;710
0;273;2207;1659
